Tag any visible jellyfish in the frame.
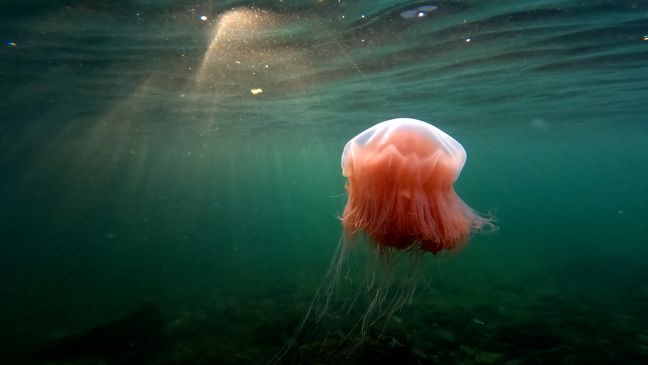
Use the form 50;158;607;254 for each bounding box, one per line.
273;119;492;360
340;118;491;254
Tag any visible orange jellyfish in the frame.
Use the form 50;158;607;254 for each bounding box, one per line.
341;118;491;253
272;119;493;359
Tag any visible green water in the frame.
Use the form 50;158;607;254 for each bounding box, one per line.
1;0;647;364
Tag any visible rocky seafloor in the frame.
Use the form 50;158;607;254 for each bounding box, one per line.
3;277;646;365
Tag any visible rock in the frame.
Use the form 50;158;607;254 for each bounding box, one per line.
505;359;522;365
542;344;576;361
34;301;165;364
431;328;457;343
475;351;504;364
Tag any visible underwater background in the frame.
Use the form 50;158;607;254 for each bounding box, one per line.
1;0;647;364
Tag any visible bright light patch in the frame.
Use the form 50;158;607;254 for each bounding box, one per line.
399;10;417;19
400;4;438;19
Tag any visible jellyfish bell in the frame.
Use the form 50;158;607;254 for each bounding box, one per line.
341;118;490;254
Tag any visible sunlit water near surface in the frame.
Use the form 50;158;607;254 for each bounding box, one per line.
1;0;648;364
